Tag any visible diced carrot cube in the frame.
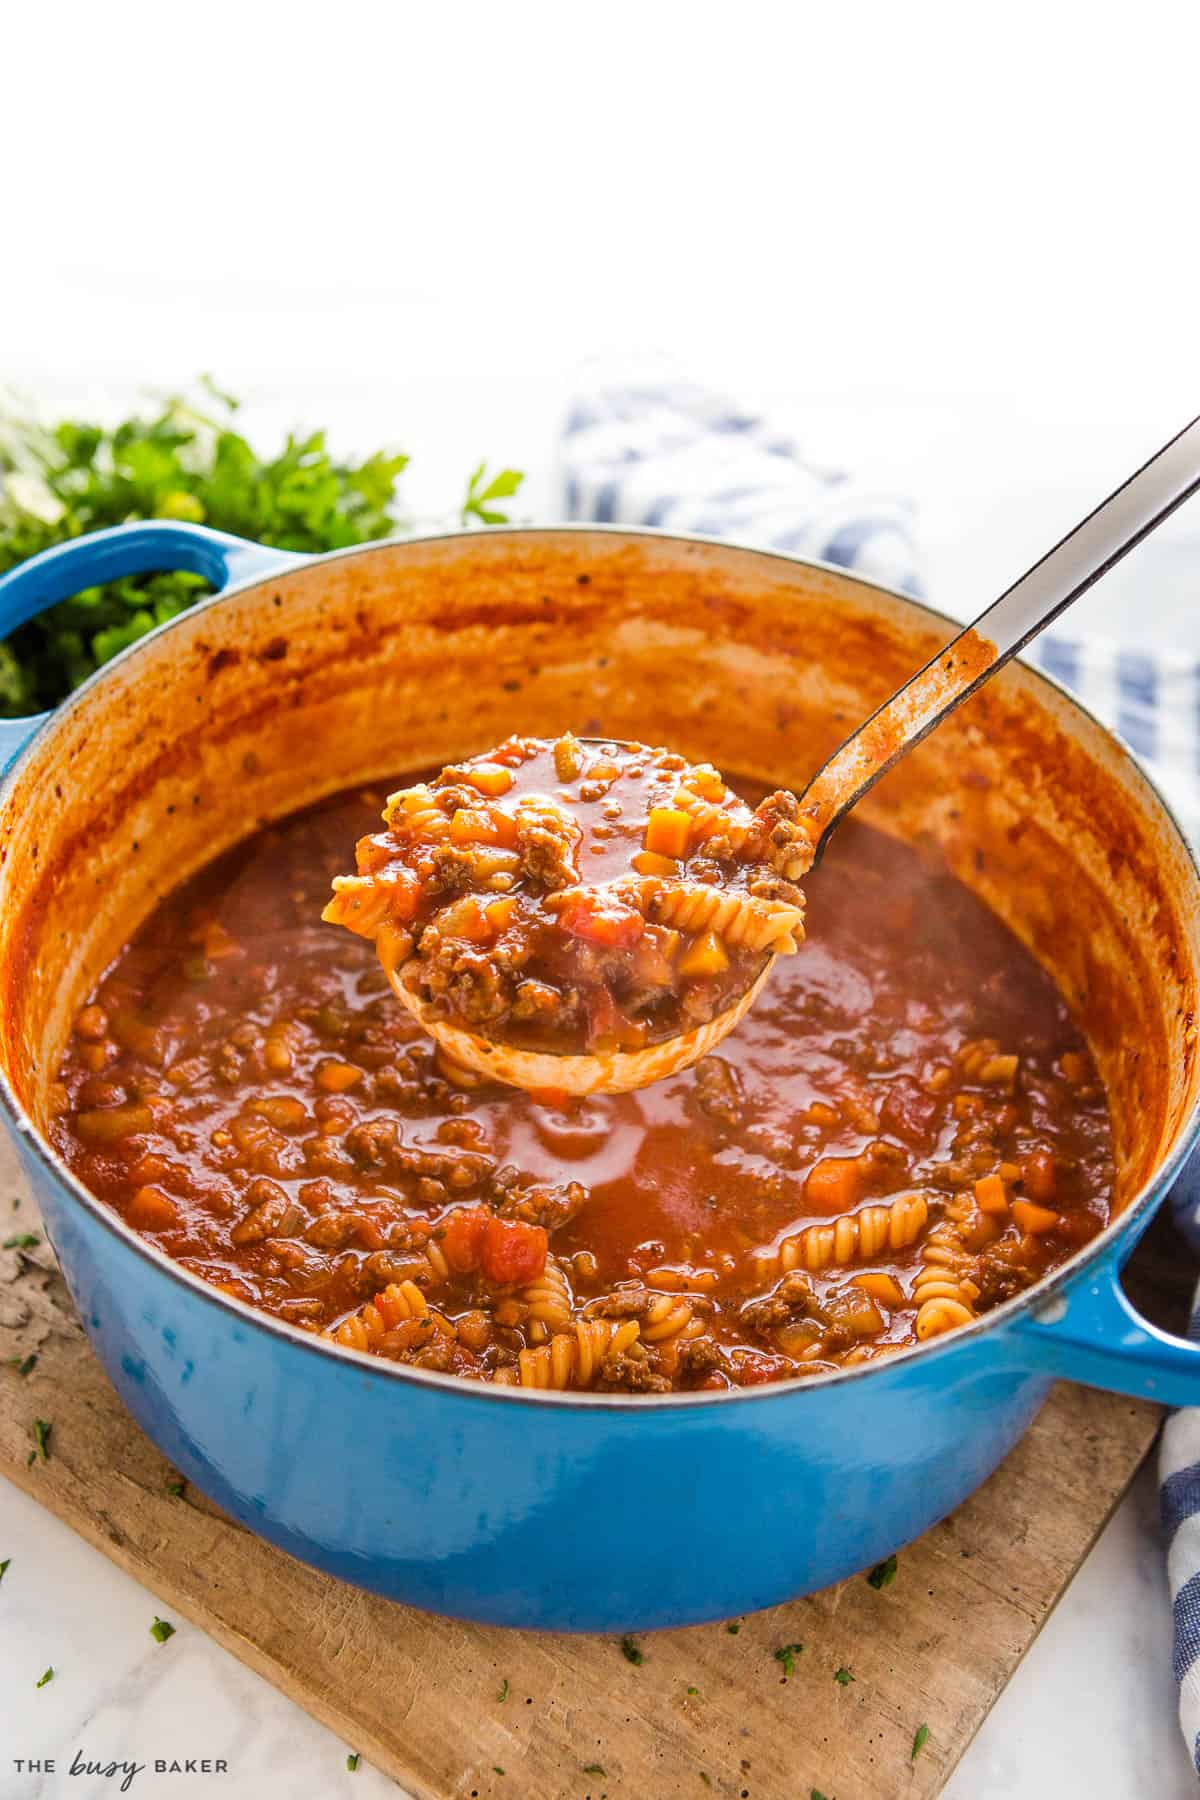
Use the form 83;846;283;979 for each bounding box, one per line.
1021;1150;1057;1201
127;1185;180;1233
974;1173;1010;1216
1060;1051;1088;1084
678;929;729;977
463;762;514;797
644;807;693;858
1011;1199;1058;1234
804;1156;863;1215
851;1271;904;1308
632;850;681;878
449;807;517;847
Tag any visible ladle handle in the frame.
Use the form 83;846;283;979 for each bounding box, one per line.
799;412;1200;848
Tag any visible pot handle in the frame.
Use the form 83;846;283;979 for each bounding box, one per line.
0;521;308;770
1009;1233;1200;1405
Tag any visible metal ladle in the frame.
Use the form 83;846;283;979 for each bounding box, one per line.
395;414;1200;1094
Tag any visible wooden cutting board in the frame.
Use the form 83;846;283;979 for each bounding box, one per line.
0;1132;1177;1800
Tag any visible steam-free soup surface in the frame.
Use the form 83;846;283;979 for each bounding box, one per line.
51;780;1114;1392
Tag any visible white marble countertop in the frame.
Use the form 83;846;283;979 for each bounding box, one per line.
3;22;1200;1777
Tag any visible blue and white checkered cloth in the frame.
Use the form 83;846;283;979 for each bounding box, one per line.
558;368;1200;1775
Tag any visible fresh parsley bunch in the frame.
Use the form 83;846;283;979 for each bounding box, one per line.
0;377;523;716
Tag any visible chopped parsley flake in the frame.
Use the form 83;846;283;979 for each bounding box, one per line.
912;1722;930;1761
32;1419;51;1461
867;1553;898;1590
497;1678;509;1703
582;1765;606;1777
620;1635;643;1666
167;1480;185;1497
686;1685;699;1695
3;1233;39;1250
774;1642;803;1680
700;1775;713;1790
493;1767;504;1776
10;1354;38;1377
834;1665;855;1685
35;1666;53;1688
150;1616;175;1644
0;1558;9;1581
725;1622;740;1634
811;1790;830;1800
346;1752;360;1772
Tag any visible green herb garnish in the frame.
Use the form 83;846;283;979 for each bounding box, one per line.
346;1752;360;1772
686;1685;699;1695
774;1642;803;1680
582;1766;606;1777
35;1666;53;1688
811;1790;830;1800
867;1553;898;1590
167;1480;185;1497
3;1233;39;1250
32;1418;51;1461
834;1666;855;1685
911;1723;930;1761
620;1635;643;1666
493;1768;504;1777
0;383;523;716
461;462;524;528
700;1776;712;1790
0;1558;10;1581
496;1678;509;1703
150;1616;175;1644
9;1354;37;1377
726;1622;740;1634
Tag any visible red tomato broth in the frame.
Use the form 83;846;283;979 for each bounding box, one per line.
49;779;1114;1392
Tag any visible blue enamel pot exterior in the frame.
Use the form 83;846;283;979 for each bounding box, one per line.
1;521;1199;1633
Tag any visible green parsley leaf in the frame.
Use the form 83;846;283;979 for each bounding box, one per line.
3;1233;39;1249
686;1685;699;1695
150;1616;175;1644
911;1723;930;1761
493;1768;505;1776
461;461;525;528
0;385;522;716
35;1666;53;1688
496;1678;509;1703
725;1622;740;1634
834;1666;855;1685
867;1553;898;1589
700;1776;712;1790
9;1354;37;1377
0;1558;10;1581
620;1635;644;1666
346;1752;360;1772
774;1642;803;1680
167;1480;185;1497
811;1790;830;1800
32;1418;51;1461
582;1766;606;1777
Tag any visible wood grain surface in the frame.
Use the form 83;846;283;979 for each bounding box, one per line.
0;1138;1170;1800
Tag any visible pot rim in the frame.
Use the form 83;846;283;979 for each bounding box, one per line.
3;521;1198;1412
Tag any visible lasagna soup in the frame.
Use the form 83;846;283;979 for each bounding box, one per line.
51;778;1115;1393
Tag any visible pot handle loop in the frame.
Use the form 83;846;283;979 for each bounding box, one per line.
1010;1234;1200;1406
0;522;306;770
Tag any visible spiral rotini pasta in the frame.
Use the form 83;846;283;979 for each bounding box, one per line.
493;1317;644;1389
518;1256;573;1341
913;1199;981;1339
750;1193;929;1281
640;880;805;955
327;1279;453;1352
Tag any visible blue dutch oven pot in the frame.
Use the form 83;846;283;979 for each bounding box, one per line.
0;520;1198;1632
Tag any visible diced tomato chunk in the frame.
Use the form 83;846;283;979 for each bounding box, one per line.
441;1208;489;1273
558;894;645;949
481;1218;548;1286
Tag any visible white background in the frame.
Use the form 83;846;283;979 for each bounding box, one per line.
3;3;1200;1794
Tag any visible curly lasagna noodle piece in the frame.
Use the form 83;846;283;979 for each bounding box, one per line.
323;735;810;1056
